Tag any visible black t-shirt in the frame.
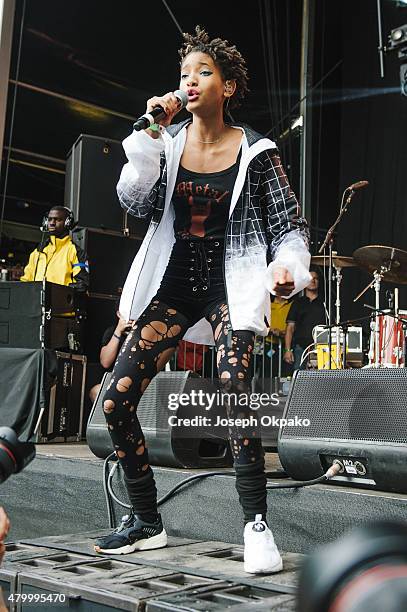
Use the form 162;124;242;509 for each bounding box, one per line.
172;154;240;240
101;325;126;372
287;295;326;349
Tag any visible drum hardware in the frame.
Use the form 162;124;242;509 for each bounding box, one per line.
310;255;357;369
353;266;389;368
311;255;356;269
353;245;407;285
311;255;356;324
362;307;407;368
353;245;407;368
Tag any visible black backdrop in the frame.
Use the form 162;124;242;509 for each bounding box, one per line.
1;0;407;321
0;0;302;229
337;1;407;321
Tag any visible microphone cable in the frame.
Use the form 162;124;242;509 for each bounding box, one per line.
102;454;340;528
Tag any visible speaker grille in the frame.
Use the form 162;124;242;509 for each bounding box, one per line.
90;371;191;430
282;369;407;443
138;371;191;430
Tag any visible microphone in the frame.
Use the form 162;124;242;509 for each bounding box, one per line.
133;90;188;132
38;222;50;253
319;179;368;253
347;180;369;191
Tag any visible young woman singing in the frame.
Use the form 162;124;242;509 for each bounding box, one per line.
94;26;311;574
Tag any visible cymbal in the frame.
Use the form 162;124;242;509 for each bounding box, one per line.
311;255;356;268
353;245;407;284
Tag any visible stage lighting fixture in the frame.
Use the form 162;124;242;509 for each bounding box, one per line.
388;24;407;49
386;23;407;94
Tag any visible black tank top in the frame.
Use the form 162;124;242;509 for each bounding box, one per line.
171;152;241;241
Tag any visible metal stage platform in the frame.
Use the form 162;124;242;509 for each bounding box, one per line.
2;443;407;609
2;534;300;610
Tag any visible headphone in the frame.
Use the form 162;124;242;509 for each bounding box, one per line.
41;206;76;232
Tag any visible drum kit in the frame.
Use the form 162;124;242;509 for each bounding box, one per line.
311;245;407;369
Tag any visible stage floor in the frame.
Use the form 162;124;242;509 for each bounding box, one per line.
2;441;407;609
3;441;407;556
3;531;300;610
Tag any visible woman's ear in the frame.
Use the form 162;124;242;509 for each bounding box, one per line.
224;80;237;97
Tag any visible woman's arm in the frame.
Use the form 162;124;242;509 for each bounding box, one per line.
116;130;165;218
259;149;311;297
117;92;181;219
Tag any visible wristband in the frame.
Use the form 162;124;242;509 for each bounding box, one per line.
149;123;163;132
284;348;293;353
113;332;121;340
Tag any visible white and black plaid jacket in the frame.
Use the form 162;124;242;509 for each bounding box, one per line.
118;120;310;345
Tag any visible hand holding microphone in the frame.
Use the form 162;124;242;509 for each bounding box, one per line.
133;90;188;131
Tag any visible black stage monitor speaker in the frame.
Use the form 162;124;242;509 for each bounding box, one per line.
278;369;407;493
72;227;143;296
83;293;117;362
87;371;233;468
65;134;148;237
0;281;77;349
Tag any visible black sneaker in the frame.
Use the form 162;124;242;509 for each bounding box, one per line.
94;511;167;555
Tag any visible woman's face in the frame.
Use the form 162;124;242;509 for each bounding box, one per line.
180;51;226;113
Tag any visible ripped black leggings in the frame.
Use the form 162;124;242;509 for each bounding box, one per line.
102;299;267;523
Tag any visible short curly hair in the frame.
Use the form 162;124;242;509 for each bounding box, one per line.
178;26;249;110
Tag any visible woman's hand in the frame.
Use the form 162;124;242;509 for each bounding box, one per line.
283;350;295;365
145;92;181;128
271;267;295;297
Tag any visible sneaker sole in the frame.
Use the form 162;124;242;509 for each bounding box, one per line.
94;529;167;555
244;557;283;574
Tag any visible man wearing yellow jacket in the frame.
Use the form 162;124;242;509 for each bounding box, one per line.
20;206;89;291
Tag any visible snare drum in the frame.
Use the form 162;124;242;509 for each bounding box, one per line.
369;314;406;367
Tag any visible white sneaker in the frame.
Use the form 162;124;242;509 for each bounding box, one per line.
243;514;283;574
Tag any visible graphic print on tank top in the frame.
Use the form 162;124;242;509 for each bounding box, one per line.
172;155;240;240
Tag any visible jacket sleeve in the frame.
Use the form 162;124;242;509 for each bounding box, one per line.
258;149;312;298
70;244;89;292
20;250;38;282
116;129;165;218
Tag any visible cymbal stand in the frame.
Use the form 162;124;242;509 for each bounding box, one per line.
354;250;398;367
395;287;400;368
334;264;343;326
333;263;344;367
373;270;383;368
354;265;389;367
